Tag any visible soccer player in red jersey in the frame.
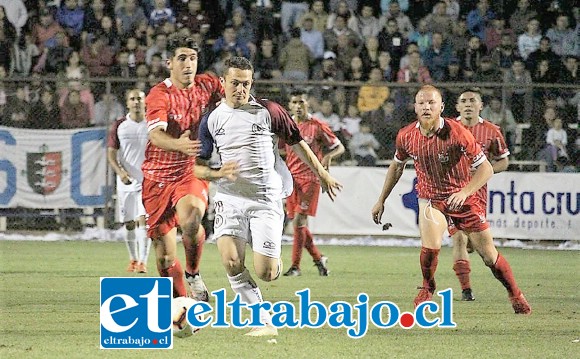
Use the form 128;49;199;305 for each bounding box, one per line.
283;90;345;277
371;85;531;314
451;88;510;301
141;35;223;301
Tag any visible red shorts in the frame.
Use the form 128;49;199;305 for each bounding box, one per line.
142;175;209;238
285;178;320;219
430;194;489;235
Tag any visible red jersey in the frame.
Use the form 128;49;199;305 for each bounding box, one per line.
395;117;486;200
142;74;223;182
457;116;510;200
285;115;341;182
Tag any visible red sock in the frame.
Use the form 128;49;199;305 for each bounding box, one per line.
453;259;472;290
420;247;440;291
291;225;305;268
158;259;187;298
302;227;322;261
489;253;521;298
182;226;205;275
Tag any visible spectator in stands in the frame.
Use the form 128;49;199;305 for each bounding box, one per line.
175;0;210;35
297;0;328;33
0;65;6;119
423;1;453;39
349;121;380;166
345;55;367;82
56;0;85;49
81;0;107;46
110;50;135;98
517;18;541;61
532;59;560;100
149;0;175;28
254;38;282;80
0;0;26;36
546;14;576;57
354;4;381;40
279;27;313;81
509;0;537;35
399;42;422;70
473;56;503;102
312;51;346;109
525;36;562;74
44;30;72;74
149;52;167;78
281;0;309;34
377;18;406;74
28;87;61;129
323;14;361;53
481;97;517;147
397;50;432;84
300;15;324;62
80;32;115;77
458;35;487;80
314;99;343;135
485;18;514;52
365;99;400;158
360;36;381;75
378;51;395;81
504;58;533;124
357;67;390;116
0;5;17;45
4;85;29;128
491;32;520;73
342;103;362;141
10;33;40;77
93;92;124;126
326;0;358;33
545;117;570;171
212;25;251;60
60;89;90;128
466;0;495;40
448;17;470;55
145;32;168;65
64;50;86;83
115;0;147;36
379;1;414;39
423;32;452;81
32;8;66;53
228;7;257;60
97;16;120;53
406;0;434;24
333;33;360;73
438;0;460;21
122;36;146;70
408;18;431;54
246;0;276;45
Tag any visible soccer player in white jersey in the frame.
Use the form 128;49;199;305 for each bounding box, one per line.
195;56;343;336
107;89;151;273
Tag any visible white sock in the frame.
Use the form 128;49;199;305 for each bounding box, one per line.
135;227;150;263
228;268;272;325
124;228;138;261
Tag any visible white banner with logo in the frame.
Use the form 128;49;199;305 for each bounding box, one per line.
310;167;579;241
0;126;108;208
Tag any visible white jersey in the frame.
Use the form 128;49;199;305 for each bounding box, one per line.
107;114;148;192
198;97;303;202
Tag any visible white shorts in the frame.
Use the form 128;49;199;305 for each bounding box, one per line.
116;190;146;223
212;192;284;258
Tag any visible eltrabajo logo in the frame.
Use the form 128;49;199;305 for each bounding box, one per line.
100;277;173;349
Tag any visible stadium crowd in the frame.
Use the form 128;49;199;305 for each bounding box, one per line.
0;0;578;171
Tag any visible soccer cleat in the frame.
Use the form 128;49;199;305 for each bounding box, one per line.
461;288;475;301
414;287;434;308
510;293;532;315
136;262;147;273
283;266;301;276
245;324;278;337
185;272;209;302
126;260;138;272
314;255;329;276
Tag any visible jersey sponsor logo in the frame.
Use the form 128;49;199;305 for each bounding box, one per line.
168;113;183;121
215;128;225;136
251;124;266;134
437;152;449;163
263;240;275;250
100;277;172;349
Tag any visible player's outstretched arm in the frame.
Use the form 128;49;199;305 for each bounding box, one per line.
372;160;405;224
194;159;239;181
149;128;201;156
291;140;343;201
447;159;493;210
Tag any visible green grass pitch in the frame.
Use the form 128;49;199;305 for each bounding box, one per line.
0;240;578;358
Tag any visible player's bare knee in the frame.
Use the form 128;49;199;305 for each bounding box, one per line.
255;266;277;282
158;254;175;269
222;257;244;274
125;221;136;230
182;208;202;239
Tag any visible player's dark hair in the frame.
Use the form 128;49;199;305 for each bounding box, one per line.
166;35;199;58
289;88;309;98
223;56;253;76
461;87;483;98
